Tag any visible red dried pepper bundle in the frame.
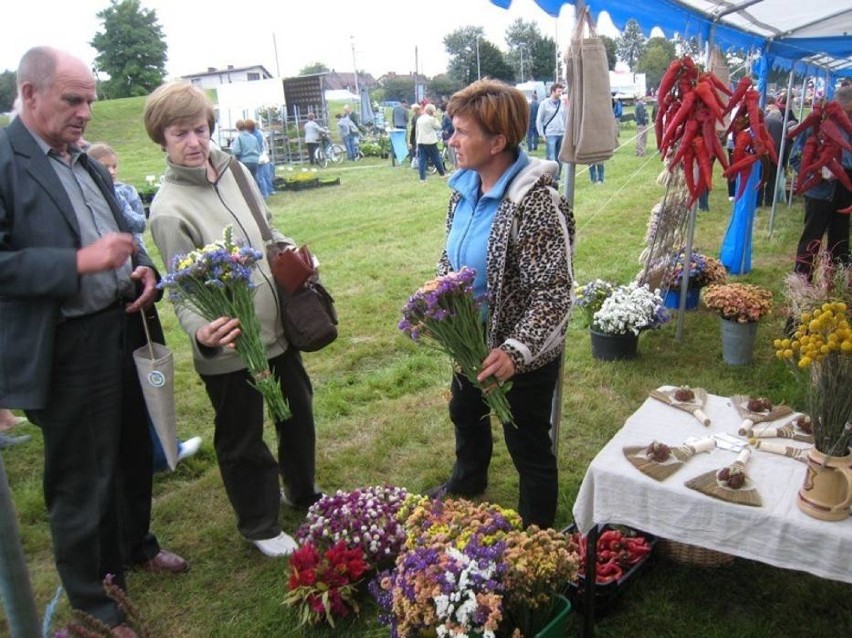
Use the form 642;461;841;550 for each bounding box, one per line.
655;55;732;205
786;99;852;200
721;78;779;200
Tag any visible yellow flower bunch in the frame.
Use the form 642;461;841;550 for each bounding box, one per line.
775;302;851;367
774;301;851;455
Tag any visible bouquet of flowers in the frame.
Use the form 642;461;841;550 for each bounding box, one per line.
399;267;513;425
592;283;669;336
282;540;369;627
703;283;773;323
662;249;728;290
295;485;409;570
501;526;580;637
774;254;851;455
372;497;580;638
370;540;505;638
399;496;522;551
574;279;616;327
159;226;289;421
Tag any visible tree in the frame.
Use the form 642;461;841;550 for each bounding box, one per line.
444;27;512;85
428;74;463;102
504;19;557;83
616;19;646;72
91;0;167;99
636;43;674;91
380;75;417;103
299;63;330;76
600;35;618;71
0;70;16;112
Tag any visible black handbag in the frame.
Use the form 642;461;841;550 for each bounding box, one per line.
230;163;338;351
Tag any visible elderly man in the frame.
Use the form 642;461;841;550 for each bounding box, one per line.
0;47;187;637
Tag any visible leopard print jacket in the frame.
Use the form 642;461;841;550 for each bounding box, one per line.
438;158;576;375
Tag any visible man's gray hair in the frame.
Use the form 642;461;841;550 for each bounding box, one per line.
17;46;58;92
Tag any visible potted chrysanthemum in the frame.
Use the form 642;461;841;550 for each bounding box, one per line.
587;283;668;361
703;283;773;365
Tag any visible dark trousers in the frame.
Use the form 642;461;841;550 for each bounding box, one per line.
307;142;319;164
201;347;316;540
26;307;155;626
446;356;560;528
795;187;851;277
417;143;445;180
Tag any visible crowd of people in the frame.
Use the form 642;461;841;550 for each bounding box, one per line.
1;44;849;638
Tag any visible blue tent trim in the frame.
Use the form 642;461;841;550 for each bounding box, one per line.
491;1;852;80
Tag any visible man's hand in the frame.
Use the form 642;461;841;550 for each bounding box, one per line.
124;266;157;313
76;233;136;274
196;317;241;349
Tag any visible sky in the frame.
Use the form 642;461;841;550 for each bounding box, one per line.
0;0;621;79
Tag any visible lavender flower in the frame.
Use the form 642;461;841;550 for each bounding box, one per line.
399;268;514;425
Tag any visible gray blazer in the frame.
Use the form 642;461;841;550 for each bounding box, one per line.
0;118;156;409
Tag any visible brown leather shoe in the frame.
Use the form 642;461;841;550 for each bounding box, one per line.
138;549;190;574
112;624;138;638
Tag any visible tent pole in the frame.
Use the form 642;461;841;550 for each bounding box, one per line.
789;73;809;208
0;453;42;637
768;68;795;236
550;0;585;458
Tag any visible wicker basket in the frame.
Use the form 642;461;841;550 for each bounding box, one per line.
658;540;734;567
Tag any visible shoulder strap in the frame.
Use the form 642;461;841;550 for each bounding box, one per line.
543;100;561;133
229;162;272;242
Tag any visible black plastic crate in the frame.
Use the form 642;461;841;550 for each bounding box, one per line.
562;524;658;616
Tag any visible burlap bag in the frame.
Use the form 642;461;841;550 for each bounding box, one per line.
560;7;617;165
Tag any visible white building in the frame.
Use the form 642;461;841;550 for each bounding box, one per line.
182;64;274;90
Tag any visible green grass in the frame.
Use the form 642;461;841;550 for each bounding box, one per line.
2;101;850;637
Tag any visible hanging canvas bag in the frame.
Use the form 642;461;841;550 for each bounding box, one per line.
561;7;617;165
132;312;179;470
230;163;339;351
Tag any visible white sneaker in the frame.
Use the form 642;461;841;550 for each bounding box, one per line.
251;532;298;558
177;436;202;462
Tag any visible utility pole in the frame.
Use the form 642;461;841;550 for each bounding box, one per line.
272;33;281;77
476;35;481;80
351;35;360;97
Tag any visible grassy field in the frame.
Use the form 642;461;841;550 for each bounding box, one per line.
2;98;850;637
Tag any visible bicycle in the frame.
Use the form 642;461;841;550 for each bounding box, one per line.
313;134;345;168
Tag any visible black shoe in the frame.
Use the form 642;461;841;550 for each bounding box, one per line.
425;482;485;500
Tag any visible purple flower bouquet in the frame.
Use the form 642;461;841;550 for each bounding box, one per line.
399;267;513;425
295;485;410;570
159;225;289;421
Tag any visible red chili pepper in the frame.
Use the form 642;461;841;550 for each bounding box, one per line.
787;104;823;140
595;562;623;585
723;77;752;116
819;118;852;152
661;92;697;153
693;79;724;121
692;136;713;191
824;100;852;135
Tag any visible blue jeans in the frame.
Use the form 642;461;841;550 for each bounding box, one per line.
545;135;563;178
527;128;539;151
590;164;605;183
344;134;358;160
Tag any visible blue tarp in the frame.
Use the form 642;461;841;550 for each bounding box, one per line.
389;129;409;163
720;162;762;275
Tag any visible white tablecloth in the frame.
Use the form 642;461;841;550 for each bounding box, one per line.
572;390;852;584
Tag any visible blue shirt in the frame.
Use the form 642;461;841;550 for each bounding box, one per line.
446;150;530;304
